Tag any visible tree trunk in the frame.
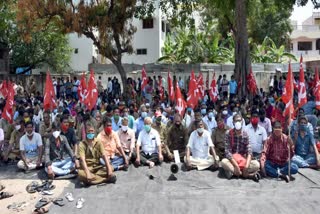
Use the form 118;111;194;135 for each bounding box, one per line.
114;60;128;97
235;0;251;99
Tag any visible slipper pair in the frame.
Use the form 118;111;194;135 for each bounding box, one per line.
0;191;13;200
65;193;84;209
26;181;56;194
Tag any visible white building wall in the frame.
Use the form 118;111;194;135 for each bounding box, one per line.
68;33;94;71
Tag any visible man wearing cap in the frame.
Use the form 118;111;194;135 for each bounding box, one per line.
292;116;320;168
151;111;171;161
117;117;136;162
167;114;189;162
45;122;77;179
185;120;219;170
135;117;163;168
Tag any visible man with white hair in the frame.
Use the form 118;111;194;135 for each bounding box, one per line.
135;117;163;168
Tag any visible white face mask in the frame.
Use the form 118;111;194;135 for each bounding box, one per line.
15;125;21;131
222;110;228;115
26;131;34;137
197;128;204;134
121;126;128;132
52;131;61;139
234;121;242;130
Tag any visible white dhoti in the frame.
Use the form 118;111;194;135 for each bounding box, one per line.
184;155;215;170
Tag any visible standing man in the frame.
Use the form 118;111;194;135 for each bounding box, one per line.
229;75;237;101
185;120;219;171
135;117;163;168
220;74;229;100
17;121;43;171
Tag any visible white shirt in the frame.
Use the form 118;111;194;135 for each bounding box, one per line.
183;114;192;128
226;116;245;129
244;124;267;153
108;81;113;93
137;128;161;155
187;129;213;159
202;116;217;132
258;117;272;135
20;133;43;159
0;128;4;141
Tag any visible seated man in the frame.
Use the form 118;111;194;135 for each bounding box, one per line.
221;114;260;182
78;122;116;185
167;114;189;162
135;117;163;168
17;121;43;171
260;121;299;182
185;120;219;171
45;123;77;179
97;117;128;171
211;114;230;159
1;120;25;162
117;117;136;162
292;116;320;169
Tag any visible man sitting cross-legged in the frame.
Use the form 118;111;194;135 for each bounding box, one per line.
185;120;219;171
45;122;77;179
78;122;116;185
135;117;163;168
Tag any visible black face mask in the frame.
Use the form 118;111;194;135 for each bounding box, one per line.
260;116;265;122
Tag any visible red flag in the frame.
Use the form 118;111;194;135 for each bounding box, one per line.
314;67;320;110
168;70;175;102
247;67;258;95
158;77;164;101
282;63;294;118
187;70;199;109
78;73;88;103
209;73;219;102
197;72;205;99
175;82;187;116
298;55;307;107
2;82;14;123
86;70;98;110
0;80;8;98
141;66;148;91
43;71;57;111
206;72;209;89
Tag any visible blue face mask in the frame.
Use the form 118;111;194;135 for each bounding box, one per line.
299;124;308;132
144;125;151;133
208;112;214;119
86;133;95;140
201;109;207;115
141;112;147;119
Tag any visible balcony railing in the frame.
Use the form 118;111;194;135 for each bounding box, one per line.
292;25;320;31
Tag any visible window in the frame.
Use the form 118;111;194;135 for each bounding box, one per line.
142;18;153;29
136;49;147;55
315;18;320;25
74;48;79;54
298;42;312;51
290;43;293;51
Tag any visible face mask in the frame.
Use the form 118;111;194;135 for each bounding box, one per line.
52;131;60;139
61;124;68;132
104;126;112;135
201;109;206;115
114;115;120;120
260;116;265;122
232;112;237;116
124;112;129;117
26;131;34;137
251;117;259;126
15;125;21;131
121;126;128;132
162;112;167;117
141;112;147;119
299;124;308;132
144;125;151;133
222;110;228;115
86;133;95;140
208;112;214;119
197;128;204;134
234;121;242;130
218;123;224;129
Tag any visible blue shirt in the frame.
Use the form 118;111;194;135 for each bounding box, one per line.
295;132;315;157
302;101;316;115
135;117;145;139
111;117;122;131
229;80;237;94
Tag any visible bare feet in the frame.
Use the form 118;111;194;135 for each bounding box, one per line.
148;161;155;168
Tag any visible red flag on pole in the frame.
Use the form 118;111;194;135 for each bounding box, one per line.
282;63;294;119
0;80;8;98
86;69;98;111
78;73;88;104
2;81;14;123
44;71;57;111
314;67;320;110
247;67;258;95
141;66;148;91
187;70;199;109
158;77;164;101
197;72;205;99
209;73;219;102
175;82;187;116
168;70;175;102
206;72;209;89
298;55;307;107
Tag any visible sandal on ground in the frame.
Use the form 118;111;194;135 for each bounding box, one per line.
26;181;40;193
41;190;54;196
32;206;49;214
0;191;13;200
52;198;65;207
76;198;85;209
35;198;51;209
65;192;74;202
